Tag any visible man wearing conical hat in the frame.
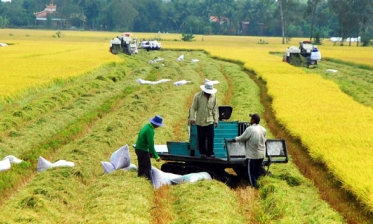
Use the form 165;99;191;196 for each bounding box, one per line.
189;82;219;158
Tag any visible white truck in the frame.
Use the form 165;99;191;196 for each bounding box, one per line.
139;40;162;51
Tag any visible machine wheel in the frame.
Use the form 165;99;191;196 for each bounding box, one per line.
210;170;238;188
161;162;188;175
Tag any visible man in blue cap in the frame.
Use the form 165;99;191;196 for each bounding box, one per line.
135;115;163;181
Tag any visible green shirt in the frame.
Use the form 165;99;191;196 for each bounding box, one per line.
135;123;159;159
190;91;219;126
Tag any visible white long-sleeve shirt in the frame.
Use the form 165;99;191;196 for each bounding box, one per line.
234;124;266;159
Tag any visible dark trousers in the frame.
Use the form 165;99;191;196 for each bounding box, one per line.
247;158;264;188
197;124;214;156
135;149;152;181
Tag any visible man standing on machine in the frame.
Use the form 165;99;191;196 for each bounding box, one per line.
189;82;219;158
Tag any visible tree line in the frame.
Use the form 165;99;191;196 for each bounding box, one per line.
0;0;372;45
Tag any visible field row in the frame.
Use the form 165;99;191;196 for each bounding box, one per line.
0;36;121;103
0;50;252;223
180;45;373;213
1;29;371;221
0;50;343;223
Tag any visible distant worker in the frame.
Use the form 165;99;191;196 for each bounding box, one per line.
310;46;321;61
284;47;290;62
109;38;114;52
134;115;163;181
189;82;219;158
232;113;266;188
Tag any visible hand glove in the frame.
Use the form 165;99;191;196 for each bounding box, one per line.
156;157;161;162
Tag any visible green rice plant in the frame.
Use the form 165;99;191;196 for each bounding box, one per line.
0;49;346;223
170;181;247;223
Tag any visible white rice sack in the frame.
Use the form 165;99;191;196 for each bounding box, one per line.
136;78;150;84
153;57;163;62
101;161;115;174
177;55;184;61
0;158;11;172
151;166;182;189
151;167;170;189
170;172;212;184
110;144;131;170
37;156;53;172
122;163;138;171
205;79;220;85
326;69;338;73
136;78;171;85
154;79;171;84
163;171;182;182
310;51;321;60
52;160;75;168
174;80;192;86
3;155;23;164
191;59;199;63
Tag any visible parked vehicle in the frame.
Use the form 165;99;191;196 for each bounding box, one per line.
139;40;162;51
157;106;288;187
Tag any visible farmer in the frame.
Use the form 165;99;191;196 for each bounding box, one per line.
232;113;266;188
134;115;163;181
189;82;219;158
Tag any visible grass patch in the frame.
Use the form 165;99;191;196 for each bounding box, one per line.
0;64;131;205
272;52;373;109
0;93;121;201
324;57;373;70
169;181;247;223
0;50;347;223
249;62;368;223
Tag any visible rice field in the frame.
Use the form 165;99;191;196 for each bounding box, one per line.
0;29;122;103
175;37;373;212
1;29;373;220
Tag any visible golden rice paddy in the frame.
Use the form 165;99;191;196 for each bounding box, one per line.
1;29;373;212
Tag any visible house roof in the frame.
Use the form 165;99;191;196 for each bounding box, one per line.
34;3;57;18
209;16;229;24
